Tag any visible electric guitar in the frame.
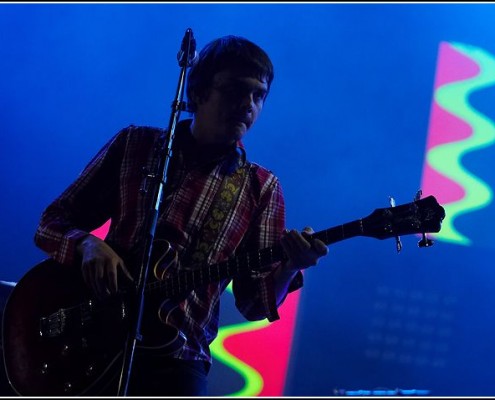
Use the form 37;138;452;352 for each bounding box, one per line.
2;195;445;396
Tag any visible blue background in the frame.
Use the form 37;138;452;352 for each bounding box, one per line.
1;3;495;396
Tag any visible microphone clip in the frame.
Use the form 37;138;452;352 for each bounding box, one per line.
177;28;197;67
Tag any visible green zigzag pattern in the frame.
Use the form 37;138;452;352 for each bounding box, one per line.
428;42;495;245
209;284;269;396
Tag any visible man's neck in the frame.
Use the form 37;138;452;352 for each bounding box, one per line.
177;120;236;168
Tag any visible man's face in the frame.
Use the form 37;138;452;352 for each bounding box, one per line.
193;69;269;145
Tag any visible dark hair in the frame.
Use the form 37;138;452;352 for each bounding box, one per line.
186;35;274;113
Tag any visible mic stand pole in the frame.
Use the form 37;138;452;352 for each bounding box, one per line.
116;28;197;396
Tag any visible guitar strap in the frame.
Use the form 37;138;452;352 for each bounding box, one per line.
184;158;248;270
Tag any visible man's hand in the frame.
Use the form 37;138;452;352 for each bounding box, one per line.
280;226;329;272
77;235;134;298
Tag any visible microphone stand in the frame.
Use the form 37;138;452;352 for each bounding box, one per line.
116;28;197;396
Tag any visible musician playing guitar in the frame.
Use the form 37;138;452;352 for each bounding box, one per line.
27;35;329;396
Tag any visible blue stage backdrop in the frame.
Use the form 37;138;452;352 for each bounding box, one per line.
1;3;495;396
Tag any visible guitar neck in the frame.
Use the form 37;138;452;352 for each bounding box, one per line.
312;218;364;245
147;219;363;298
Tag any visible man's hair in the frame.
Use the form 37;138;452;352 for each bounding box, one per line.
186;35;274;112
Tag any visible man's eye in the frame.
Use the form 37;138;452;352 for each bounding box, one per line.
254;92;265;102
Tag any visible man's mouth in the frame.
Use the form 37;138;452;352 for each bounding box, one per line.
230;116;250;128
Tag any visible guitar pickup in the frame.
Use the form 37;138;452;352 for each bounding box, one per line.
40;310;66;338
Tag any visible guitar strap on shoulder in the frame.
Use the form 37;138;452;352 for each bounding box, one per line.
184;159;248;270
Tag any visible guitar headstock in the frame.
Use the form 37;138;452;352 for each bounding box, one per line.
362;195;446;240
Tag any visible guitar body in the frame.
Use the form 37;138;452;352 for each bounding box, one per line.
2;256;185;396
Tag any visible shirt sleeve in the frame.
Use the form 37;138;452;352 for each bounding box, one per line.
33;127;128;266
232;172;303;322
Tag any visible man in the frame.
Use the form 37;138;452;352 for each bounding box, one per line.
34;35;328;396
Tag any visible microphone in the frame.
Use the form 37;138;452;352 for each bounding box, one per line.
177;28;198;67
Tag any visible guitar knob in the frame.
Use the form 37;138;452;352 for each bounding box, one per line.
64;382;73;393
61;344;70;356
86;364;95;376
41;363;49;375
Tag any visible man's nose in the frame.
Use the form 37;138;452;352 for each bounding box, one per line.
239;92;254;111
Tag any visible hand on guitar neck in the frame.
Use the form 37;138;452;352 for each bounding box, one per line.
274;226;329;306
280;226;329;272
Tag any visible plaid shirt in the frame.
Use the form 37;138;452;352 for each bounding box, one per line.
34;120;303;363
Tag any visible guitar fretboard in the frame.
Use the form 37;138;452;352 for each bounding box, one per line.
145;219;364;298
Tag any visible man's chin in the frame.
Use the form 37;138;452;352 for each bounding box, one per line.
230;123;247;140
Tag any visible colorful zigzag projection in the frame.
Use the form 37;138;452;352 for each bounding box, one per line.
210;285;300;396
421;42;495;246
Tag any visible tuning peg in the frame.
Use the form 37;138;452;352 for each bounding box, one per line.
389;196;402;253
414;189;423;202
413;190;434;248
418;232;434;248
